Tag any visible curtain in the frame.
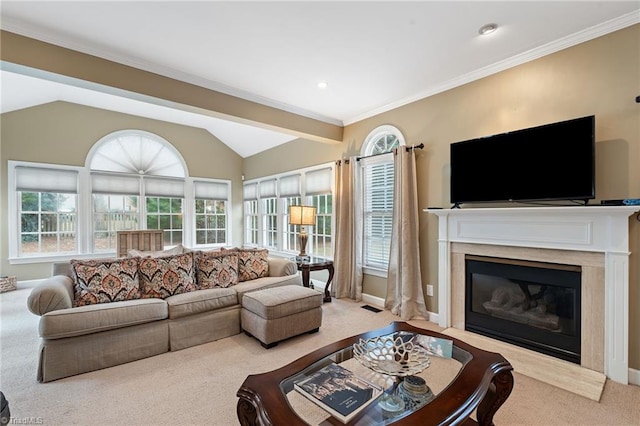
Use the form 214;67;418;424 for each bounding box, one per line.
333;158;363;300
385;147;429;320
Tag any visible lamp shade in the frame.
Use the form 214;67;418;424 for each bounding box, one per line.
289;205;316;226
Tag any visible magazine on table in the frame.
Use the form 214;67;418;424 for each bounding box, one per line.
294;362;384;424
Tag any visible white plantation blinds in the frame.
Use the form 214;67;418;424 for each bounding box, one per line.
16;166;78;194
91;173;140;195
278;174;301;197
305;167;332;195
194;180;229;200
362;157;395;268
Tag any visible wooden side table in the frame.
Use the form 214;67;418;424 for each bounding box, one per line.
293;256;334;303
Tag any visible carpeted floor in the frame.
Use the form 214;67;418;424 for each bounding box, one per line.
1;285;638;425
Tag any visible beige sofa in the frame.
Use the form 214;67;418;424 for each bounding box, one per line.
27;257;301;382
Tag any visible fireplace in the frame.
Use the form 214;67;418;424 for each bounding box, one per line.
427;205;639;384
464;255;581;364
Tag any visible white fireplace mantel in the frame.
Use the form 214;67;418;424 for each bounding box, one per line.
426;205;639;384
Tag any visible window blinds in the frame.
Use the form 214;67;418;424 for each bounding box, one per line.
243;182;258;201
278;174;301;197
91;173;140;195
305;167;332;195
194;180;229;200
259;179;277;198
15;166;78;194
144;177;185;197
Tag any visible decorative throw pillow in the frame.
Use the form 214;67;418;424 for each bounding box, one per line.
195;250;239;289
71;257;141;307
237;248;269;282
128;244;185;258
138;252;197;298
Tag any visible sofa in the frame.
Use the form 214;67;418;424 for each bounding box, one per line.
26;248;302;382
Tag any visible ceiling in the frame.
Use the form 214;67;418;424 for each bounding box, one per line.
1;1;639;157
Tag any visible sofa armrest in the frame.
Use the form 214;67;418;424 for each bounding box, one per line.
27;275;74;316
267;257;298;277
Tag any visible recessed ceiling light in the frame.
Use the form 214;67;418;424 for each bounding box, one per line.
478;23;498;36
317;81;328;89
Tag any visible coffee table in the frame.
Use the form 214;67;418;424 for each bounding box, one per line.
237;321;513;425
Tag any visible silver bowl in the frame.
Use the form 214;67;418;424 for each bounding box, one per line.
352;334;431;377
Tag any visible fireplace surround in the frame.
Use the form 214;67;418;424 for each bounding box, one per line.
427;206;639;385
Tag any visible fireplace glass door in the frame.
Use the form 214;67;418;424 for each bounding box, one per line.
465;255;581;364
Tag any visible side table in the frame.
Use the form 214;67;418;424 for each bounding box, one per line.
293;256;334;303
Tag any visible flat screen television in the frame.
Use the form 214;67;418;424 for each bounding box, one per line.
450;115;595;206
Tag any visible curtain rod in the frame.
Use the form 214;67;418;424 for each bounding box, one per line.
356;142;424;162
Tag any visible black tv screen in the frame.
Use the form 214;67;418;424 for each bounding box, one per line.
450;115;595;206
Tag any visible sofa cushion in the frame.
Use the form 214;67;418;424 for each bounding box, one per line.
195;250;239;289
165;288;238;319
39;298;168;339
139;252;197;298
71;257;141;307
237;248;269;282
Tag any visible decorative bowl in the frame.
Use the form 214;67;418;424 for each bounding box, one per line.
352;333;431;377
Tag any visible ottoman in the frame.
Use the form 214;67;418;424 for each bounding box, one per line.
241;285;323;348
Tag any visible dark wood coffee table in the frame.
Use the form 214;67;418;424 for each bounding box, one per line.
237;321;513;425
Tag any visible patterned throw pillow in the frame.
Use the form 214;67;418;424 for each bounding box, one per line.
195;250;239;289
71;257;141;307
237;248;269;282
138;252;197;298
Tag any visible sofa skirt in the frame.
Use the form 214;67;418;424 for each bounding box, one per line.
38;321;169;383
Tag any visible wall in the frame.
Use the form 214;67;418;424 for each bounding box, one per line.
247;25;640;369
0;101;244;280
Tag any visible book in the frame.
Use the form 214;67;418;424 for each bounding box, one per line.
294;362;383;424
416;335;454;358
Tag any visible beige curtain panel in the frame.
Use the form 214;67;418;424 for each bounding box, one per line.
385;147;429;320
333;159;363;300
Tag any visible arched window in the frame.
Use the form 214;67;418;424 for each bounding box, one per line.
87;131;188;250
360;125;405;273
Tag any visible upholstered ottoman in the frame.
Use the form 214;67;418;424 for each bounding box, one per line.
241;285;322;348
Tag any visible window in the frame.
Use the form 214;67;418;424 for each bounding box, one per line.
360;125;405;273
14;166;79;257
242;164;334;258
243;183;259;246
8;130;230;263
311;194;332;258
194;180;229;246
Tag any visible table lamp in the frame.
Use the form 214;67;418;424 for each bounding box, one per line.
289;205;316;260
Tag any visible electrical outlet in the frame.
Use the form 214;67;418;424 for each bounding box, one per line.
426;284;434;297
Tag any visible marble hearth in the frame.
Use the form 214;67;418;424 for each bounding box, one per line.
427;206;639;385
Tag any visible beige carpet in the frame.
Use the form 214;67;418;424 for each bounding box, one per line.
1;285;638;425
